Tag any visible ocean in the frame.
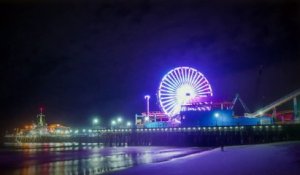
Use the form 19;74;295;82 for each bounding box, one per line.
0;142;207;175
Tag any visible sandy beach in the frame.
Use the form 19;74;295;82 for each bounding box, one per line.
109;141;300;175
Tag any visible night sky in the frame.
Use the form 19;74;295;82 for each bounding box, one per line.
1;0;299;132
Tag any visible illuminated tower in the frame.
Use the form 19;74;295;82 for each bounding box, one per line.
37;107;46;127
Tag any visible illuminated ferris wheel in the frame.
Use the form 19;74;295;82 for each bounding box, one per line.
158;67;213;117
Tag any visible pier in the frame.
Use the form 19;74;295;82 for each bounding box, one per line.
5;124;300;147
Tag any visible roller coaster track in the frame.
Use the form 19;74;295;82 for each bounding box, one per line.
245;89;300;117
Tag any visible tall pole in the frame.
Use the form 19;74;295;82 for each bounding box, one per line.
272;108;277;120
293;97;298;122
144;95;150;119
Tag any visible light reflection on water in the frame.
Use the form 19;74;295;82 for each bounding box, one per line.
0;142;205;175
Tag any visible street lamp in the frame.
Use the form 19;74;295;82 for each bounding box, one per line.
111;120;116;129
144;95;150;118
214;112;220;118
214;112;220;126
126;121;131;127
117;117;122;123
93;118;99;125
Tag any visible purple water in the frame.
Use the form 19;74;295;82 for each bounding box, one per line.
0;143;208;175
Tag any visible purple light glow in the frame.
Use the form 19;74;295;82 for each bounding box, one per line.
158;67;213;117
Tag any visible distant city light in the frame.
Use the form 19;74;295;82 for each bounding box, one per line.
126;121;131;126
82;129;86;133
111;120;116;125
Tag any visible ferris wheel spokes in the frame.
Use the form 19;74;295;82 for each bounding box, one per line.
158;67;213;117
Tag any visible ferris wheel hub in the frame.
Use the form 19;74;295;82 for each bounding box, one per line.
176;84;196;105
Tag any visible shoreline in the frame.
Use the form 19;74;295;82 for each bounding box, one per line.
107;141;300;175
0;145;210;175
1;141;300;175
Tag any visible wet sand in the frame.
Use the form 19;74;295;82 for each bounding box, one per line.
109;141;300;175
